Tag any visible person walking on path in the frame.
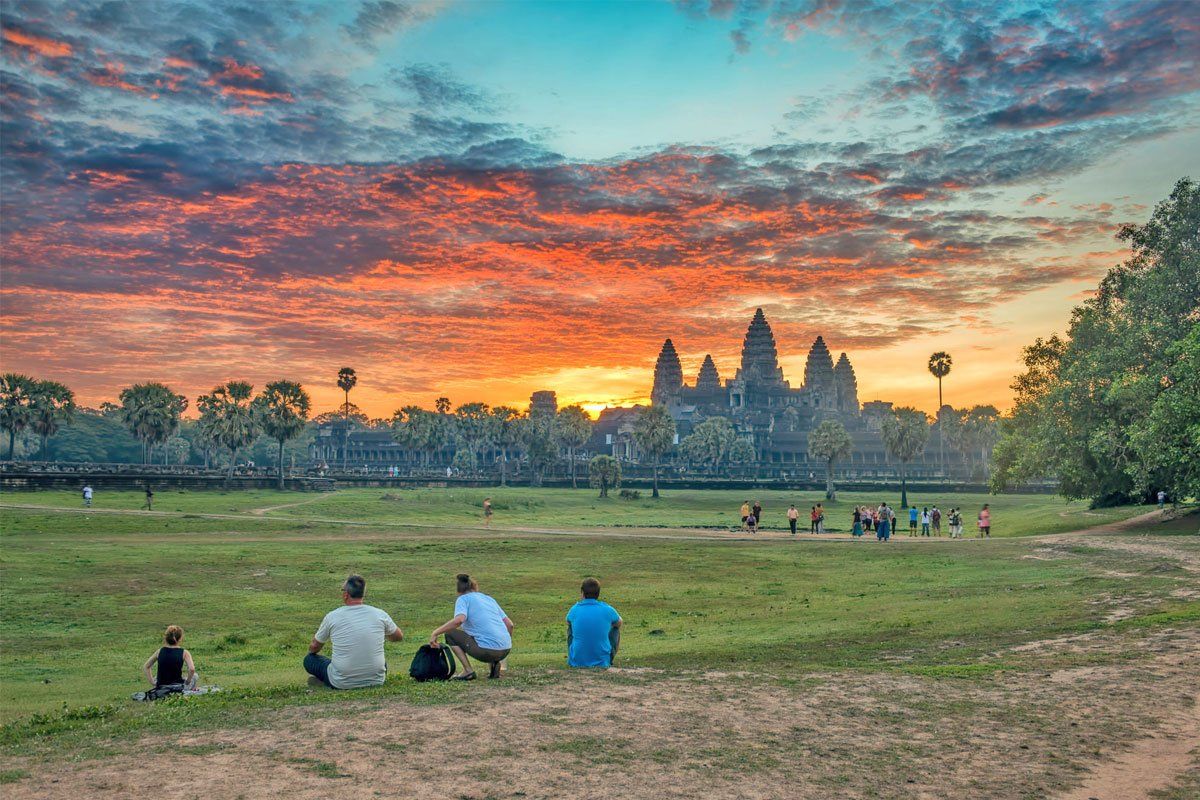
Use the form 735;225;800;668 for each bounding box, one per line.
305;574;403;689
430;574;513;680
142;483;154;511
787;504;799;535
978;504;991;538
931;506;942;536
82;484;93;508
1158;490;1167;510
752;501;763;529
483;497;493;528
810;506;820;534
740;501;751;530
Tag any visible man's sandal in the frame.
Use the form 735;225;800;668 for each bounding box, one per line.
452;671;477;681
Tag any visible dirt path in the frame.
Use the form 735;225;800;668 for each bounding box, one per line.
1057;691;1200;800
247;494;328;516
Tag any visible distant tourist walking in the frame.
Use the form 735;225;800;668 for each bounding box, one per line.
566;578;623;668
1157;490;1167;510
752;500;763;529
740;500;751;530
921;508;931;536
140;625;196;698
430;574;513;680
787;504;799;535
142;483;154;511
746;512;758;534
931;506;942;536
816;503;825;533
305;574;404;689
810;506;820;534
978;504;991;538
483;497;493;528
82;484;93;508
852;507;863;538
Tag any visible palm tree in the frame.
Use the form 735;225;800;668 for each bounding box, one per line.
255;381;312;490
554;405;594;488
632;404;675;498
199;381;260;486
454;402;494;473
30;380;76;460
807;419;853;500
928;352;952;471
491;406;521;486
0;373;36;459
118;383;188;464
336;368;357;471
881;406;930;509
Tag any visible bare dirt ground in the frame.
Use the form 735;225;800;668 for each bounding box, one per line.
5;626;1197;800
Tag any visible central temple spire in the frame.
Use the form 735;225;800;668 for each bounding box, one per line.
737;308;785;385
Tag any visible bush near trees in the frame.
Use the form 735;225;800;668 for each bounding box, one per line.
588;454;621;498
992;177;1200;505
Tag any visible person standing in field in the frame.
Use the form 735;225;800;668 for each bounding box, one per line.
951;508;963;538
82;484;93;508
888;504;897;535
863;506;874;532
908;505;918;535
876;506;891;541
1157;490;1167;510
304;574;404;689
483;497;493;528
752;500;763;529
921;507;931;536
816;503;825;533
810;505;819;534
931;506;942;536
787;504;799;535
746;511;758;534
852;506;863;538
740;500;751;530
430;574;514;680
142;483;154;511
978;504;991;537
566;578;623;668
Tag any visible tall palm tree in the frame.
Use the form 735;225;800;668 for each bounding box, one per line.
490;406;521;485
881;406;930;509
30;380;76;460
199;381;259;486
255;380;312;490
807;419;853;500
632;404;675;498
0;373;35;460
118;383;188;464
336;368;357;471
554;405;594;488
928;352;952;471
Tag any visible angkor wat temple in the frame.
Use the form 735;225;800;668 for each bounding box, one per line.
644;308;933;474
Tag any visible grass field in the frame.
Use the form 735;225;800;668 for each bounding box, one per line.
0;488;1196;799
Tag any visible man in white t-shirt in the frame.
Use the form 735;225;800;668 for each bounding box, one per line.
430;573;514;680
305;574;403;689
82;484;93;508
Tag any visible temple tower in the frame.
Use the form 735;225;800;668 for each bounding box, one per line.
735;309;785;385
802;336;836;409
833;353;860;414
695;354;721;391
651;338;684;405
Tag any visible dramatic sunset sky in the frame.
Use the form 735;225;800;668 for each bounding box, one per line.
2;1;1197;418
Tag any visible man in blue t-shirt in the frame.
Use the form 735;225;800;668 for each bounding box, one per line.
566;578;623;668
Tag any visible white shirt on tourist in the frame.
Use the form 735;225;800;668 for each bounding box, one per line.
314;604;398;689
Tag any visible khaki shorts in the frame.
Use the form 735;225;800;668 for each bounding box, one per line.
445;628;510;663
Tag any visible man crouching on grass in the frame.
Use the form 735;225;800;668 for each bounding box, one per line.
430;573;513;680
305;574;403;689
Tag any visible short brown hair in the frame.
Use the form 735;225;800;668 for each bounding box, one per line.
580;578;601;599
344;574;366;599
456;573;478;594
164;625;183;645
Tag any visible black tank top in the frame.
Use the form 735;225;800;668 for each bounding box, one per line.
156;647;184;686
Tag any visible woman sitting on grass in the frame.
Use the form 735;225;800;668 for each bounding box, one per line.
140;625;196;697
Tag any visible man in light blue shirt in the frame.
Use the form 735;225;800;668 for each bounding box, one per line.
430;574;513;680
566;578;623;668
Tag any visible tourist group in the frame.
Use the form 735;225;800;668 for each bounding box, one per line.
138;573;620;697
739;499;992;540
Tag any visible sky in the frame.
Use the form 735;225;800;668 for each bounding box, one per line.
2;0;1198;419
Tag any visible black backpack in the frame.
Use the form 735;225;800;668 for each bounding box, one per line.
409;644;457;682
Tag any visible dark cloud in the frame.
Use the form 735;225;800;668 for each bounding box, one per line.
342;0;419;49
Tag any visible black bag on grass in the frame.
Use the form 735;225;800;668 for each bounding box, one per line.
409;644;457;682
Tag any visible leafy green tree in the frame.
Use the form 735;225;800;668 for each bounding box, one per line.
491;406;522;486
678;416;737;475
199;382;260;485
29;380;76;459
454;402;495;471
1128;327;1200;501
588;454;621;498
166;436;191;465
392;406;436;468
520;403;557;486
881;407;929;508
992;178;1199;504
0;373;36;459
632;404;676;498
808;419;853;500
554;405;594;489
728;438;757;476
118;383;188;464
255;380;312;489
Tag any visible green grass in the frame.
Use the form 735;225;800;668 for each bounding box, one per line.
0;488;1193;763
1;486;1154;536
